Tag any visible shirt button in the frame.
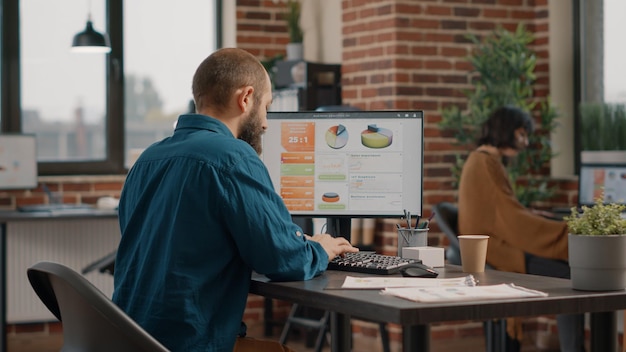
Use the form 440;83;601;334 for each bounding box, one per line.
296;231;302;237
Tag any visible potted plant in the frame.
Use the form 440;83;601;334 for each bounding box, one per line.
565;196;626;291
439;24;559;207
283;0;303;60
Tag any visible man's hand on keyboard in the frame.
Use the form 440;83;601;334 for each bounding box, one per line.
307;234;359;261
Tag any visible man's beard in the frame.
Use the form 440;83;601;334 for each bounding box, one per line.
238;106;264;155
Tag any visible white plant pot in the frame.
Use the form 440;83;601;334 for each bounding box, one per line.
568;233;626;291
286;42;303;61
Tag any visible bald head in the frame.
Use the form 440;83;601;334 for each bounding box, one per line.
192;48;269;114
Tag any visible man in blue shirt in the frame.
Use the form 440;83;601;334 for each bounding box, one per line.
112;48;358;352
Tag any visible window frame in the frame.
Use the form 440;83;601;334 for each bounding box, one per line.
0;0;222;175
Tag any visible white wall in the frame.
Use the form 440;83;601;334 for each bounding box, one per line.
300;0;342;63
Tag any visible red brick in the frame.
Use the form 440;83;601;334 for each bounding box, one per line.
441;46;468;57
411;19;441;29
411;45;438;56
13;323;46;334
483;8;508;18
397;3;424;15
442;20;468;30
426;5;453;16
454;7;481;17
511;9;535;19
470;21;496;30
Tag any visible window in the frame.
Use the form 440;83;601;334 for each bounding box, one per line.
0;0;221;175
21;0;108;162
603;0;626;104
124;0;217;168
575;0;626;170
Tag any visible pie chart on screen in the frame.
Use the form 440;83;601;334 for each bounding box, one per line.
361;124;393;148
322;192;340;202
325;124;349;149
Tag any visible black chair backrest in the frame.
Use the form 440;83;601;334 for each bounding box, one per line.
433;202;461;265
27;261;169;352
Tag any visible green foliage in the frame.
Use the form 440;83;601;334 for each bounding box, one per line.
580;102;626;150
283;0;303;43
439;24;559;206
565;196;626;235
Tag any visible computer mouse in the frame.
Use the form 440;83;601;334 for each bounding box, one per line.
400;263;439;278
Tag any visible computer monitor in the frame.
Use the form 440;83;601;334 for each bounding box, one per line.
261;110;424;237
0;134;38;190
578;164;626;206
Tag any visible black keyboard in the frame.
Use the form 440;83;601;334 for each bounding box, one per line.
327;252;420;275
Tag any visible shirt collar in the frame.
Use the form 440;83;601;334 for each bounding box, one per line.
174;114;234;138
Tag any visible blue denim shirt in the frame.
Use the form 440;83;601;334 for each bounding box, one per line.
113;114;328;351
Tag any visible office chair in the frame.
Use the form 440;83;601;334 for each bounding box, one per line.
82;250;117;275
433;202;462;265
27;261;169;352
279;304;390;352
433;202;507;352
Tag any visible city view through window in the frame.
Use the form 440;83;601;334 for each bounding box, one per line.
21;0;217;167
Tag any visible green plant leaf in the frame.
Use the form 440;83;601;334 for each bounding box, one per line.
565;196;626;235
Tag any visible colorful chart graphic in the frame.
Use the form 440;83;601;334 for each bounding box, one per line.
322;192;340;203
361;124;393;148
325;124;349;149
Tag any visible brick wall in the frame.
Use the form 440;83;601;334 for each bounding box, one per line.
0;176;125;210
339;0;578;248
235;0;291;60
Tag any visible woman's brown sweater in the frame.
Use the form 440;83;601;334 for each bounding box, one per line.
457;150;569;273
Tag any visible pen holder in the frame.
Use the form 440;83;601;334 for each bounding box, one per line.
397;227;428;257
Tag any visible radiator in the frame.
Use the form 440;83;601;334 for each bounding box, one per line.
7;218;121;323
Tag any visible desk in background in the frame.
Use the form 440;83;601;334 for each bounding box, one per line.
251;266;626;352
0;209;119;352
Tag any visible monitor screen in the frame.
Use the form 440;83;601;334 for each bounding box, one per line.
261;110;423;218
0;134;38;190
578;164;626;206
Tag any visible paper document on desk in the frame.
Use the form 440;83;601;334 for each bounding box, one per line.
381;283;548;302
341;275;476;289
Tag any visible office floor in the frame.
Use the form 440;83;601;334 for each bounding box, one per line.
6;322;562;352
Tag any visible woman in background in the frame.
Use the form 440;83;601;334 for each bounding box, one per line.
457;105;584;352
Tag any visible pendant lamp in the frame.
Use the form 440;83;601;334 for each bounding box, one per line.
71;14;111;53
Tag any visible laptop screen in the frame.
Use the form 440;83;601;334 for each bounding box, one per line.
578;164;626;206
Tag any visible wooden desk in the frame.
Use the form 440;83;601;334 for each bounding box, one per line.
0;210;118;352
251;266;626;352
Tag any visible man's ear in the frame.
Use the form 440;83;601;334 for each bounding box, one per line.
237;86;255;113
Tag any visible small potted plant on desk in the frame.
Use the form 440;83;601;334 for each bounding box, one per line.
565;196;626;291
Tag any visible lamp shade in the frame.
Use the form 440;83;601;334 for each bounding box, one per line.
71;20;111;53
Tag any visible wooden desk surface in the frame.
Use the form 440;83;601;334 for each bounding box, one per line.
251;266;626;326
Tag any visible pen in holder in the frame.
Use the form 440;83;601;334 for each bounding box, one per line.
397;227;429;257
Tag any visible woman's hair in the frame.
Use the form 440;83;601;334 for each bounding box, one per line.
476;105;534;149
192;48;267;113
